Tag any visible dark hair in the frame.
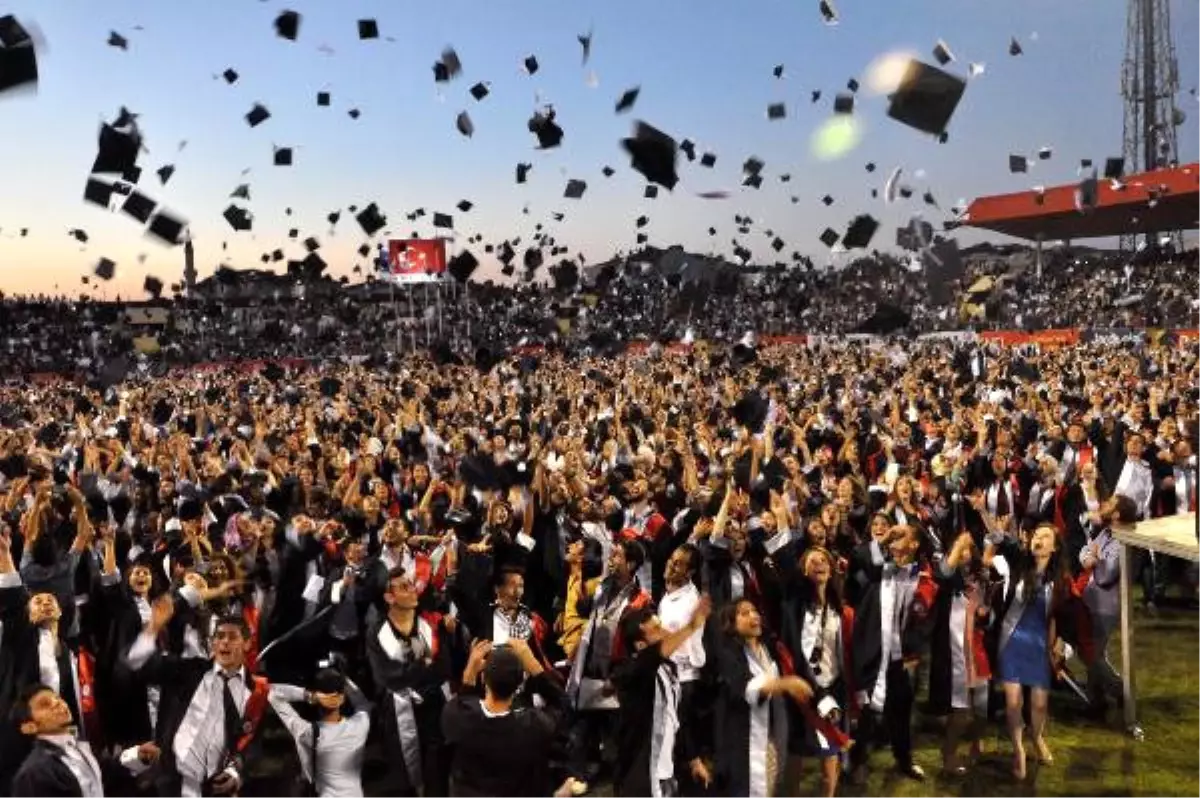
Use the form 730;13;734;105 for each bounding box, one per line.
311;667;346;695
674;543;700;577
9;683;53;730
718;597;758;639
1113;495;1138;525
482;647;525;701
619;538;647;573
214;612;250;639
619;605;656;653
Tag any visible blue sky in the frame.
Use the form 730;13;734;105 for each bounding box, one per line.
0;0;1196;297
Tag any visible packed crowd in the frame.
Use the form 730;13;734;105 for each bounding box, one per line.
0;329;1196;797
0;247;1195;379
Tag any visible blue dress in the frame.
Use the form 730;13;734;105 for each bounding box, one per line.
999;590;1051;689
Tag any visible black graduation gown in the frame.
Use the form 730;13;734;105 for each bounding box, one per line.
612;644;672;797
713;638;788;798
10;739;126;798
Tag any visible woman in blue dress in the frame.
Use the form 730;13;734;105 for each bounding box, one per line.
987;523;1069;780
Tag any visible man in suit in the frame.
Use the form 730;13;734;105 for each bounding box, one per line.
1079;496;1134;715
442;639;567;796
123;588;270;797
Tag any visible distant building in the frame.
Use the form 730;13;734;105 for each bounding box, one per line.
183;240;197;295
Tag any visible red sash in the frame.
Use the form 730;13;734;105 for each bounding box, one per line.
774;641;853;752
76;647;102;744
242;606;260;674
233;675;271;755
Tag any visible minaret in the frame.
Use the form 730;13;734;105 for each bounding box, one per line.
183;238;197;295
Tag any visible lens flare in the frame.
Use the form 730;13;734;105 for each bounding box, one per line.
810;116;861;160
865;50;918;95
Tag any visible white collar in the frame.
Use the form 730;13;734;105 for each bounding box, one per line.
212;664;246;681
479;699;512;719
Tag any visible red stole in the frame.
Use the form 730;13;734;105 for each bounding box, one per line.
77;647;102;744
242;606;260;674
232;675;271;756
774;641;853;752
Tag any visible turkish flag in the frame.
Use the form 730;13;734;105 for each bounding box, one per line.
388;239;447;276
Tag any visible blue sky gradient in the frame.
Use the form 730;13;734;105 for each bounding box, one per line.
0;0;1196;296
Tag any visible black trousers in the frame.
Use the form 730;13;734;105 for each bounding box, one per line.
850;660;915;771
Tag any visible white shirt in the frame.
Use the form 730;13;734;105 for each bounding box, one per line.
658;583;705;682
41;734;104;798
268;685;369;797
1115;458;1153;519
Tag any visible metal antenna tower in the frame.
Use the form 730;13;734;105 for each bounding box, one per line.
1120;0;1183;252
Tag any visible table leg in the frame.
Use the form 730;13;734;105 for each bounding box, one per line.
1119;542;1142;740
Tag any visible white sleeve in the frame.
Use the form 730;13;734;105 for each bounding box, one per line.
125;632;158;672
267;685;313;744
119;746;152;776
744;674;768;705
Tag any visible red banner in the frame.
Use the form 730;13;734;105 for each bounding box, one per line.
979;329;1081;348
388;239;446;282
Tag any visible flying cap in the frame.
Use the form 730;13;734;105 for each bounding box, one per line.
623;121;679;189
885;59;966;136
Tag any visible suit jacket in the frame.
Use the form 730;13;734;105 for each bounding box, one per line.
11;741;87;798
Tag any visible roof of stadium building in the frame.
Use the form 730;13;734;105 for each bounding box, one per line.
960;162;1198;241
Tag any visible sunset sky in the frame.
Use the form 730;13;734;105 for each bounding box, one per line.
0;0;1196;298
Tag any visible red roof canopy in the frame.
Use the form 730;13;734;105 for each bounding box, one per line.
962;162;1198;241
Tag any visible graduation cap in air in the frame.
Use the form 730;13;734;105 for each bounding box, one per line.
1038;146;1052;160
643;185;659;199
447;250;479;282
327;210;341;226
121;190;157;224
456;111;474;138
821;194;834;206
1104;156;1125;179
93;258;116;280
564;179;587;199
245;103;271;127
767;103;786;120
230;183;250;200
303;236;320;252
819;0;839;24
528;108;564;148
441;47;462;77
623;121;679;189
932;39;955;65
678;139;696;161
156;164;175;185
348;108;361;119
524;247;544;270
578;29;593;64
316;91;331;106
0;14;38;94
773;64;785;78
222;68;239;84
143;275;163;298
356;203;387;236
1009;154;1028;173
1008;37;1023;56
635;215;649;228
843;214;879;249
833;93;854;114
146;210;186;245
70;228;89;243
83;178;115;208
743;174;763;189
516;162;532;183
523;55;539;74
273;146;293;166
470;82;489;101
615;86;640;113
433;212;453;229
92;123;142;176
885;59;966;136
107;31;128;50
700;152;716;168
274;10;300;40
357;19;379;39
847;78;860;93
819;228;840;248
456;200;474;213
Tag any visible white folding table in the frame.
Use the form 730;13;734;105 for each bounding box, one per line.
1110;512;1199;740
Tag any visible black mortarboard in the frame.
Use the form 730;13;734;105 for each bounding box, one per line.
230;183;250;200
623;121;679;189
156;164;175;184
680;139;696;160
447;250;479;282
456;111;474;138
772;236;784;252
70;228;89;243
317;91;330;106
578;29;593;63
146;210;186;245
94;258;116;280
0;27;38;93
743;157;764;175
933;40;954;65
83;177;115;207
865;162;876;173
636;233;648;244
108;31;128;50
743;174;763;189
899;186;913;199
122;165;142;184
564;179;587;199
811;89;822;103
245;103;270;127
615;86;640;113
273;146;293;166
303;236;320;252
821;194;834;206
516;162;532;183
886;59;966;136
819;228;840;248
356;203;387;236
767;102;786;120
302;251;327;276
1009;37;1022;56
922;190;938;207
1104;157;1125;179
357;243;371;258
433;61;449;82
847;78;860;93
456;200;473;212
780;173;792;181
433;212;453;229
833;93;854;114
636;215;649;228
327;210;340;226
143;275;163;298
524;55;539;74
441;47;462;77
121;190;157;224
357;19;379;40
501;263;515;276
843;214;879;249
469;82;489;101
272;248;284;261
222;68;238;84
1038;146;1052;160
528;108;563;148
92;123;141;175
524;247;543;270
288;228;299;238
348;108;360;119
1009;154;1028;173
773;64;784;78
700;152;716;167
819;0;838;24
274;10;300;40
602;165;615;176
644;185;658;199
0;14;33;47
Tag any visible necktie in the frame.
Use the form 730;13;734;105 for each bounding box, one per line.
995;481;1010;518
220;673;242;757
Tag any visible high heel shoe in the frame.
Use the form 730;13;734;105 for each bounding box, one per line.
1035;739;1054;765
